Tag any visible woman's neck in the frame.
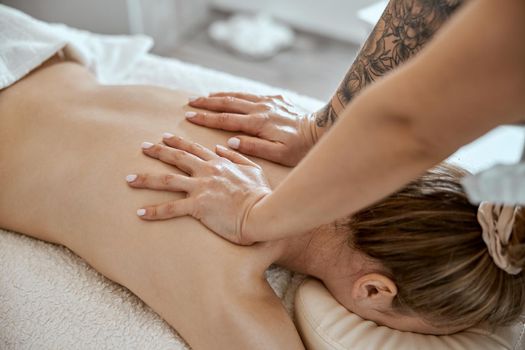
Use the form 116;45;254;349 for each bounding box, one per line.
271;224;353;280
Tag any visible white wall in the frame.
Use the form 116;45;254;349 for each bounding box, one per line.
1;0;131;34
211;0;379;43
1;0;209;53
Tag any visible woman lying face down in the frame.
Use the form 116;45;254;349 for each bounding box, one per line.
132;138;525;336
0;58;522;348
308;163;525;335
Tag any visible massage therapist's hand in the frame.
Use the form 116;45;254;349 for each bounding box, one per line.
187;92;318;167
126;134;271;245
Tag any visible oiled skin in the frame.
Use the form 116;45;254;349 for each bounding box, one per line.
0;60;302;349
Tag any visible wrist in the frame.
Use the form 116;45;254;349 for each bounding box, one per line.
240;190;271;244
299;113;321;148
309;110;329;141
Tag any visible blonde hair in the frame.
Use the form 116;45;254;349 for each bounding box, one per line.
344;163;525;329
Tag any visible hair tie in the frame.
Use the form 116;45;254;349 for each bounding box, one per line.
477;202;522;275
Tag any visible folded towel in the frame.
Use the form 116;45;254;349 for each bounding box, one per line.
0;4;152;89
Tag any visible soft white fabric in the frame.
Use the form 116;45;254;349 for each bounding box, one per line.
462;161;525;205
295;278;525;350
0;4;152;89
0;230;303;349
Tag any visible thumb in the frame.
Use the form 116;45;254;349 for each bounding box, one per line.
227;136;285;164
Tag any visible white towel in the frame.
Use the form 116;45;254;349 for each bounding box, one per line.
0;4;152;89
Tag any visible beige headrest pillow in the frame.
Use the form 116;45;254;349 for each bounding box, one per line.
294;278;522;350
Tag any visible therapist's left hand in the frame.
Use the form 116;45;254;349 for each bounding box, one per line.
126;134;271;245
186;92;317;167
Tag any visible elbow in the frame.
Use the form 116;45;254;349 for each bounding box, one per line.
411;127;450;166
384;110;451;168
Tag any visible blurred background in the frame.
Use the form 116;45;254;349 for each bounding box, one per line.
1;0;387;100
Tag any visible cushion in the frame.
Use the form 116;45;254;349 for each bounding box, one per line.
294;278;524;350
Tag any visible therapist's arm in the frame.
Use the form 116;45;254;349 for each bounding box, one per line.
245;0;525;241
130;0;524;245
313;0;465;128
186;0;465;166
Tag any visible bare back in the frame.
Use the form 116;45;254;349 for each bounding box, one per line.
0;59;302;349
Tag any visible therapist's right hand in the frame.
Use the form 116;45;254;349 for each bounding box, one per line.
186;92;318;167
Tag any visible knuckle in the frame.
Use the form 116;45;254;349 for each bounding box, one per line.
191;198;205;219
218;114;229;124
162;174;175;186
165;202;176;215
169;150;183;161
202;114;214;125
242;141;256;154
188;142;201;153
209;175;227;187
207;161;224;175
259;103;272;112
220;96;234;106
257;113;271;124
209;165;222;175
149;206;158;218
200;177;214;188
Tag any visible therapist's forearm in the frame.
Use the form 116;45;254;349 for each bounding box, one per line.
250;85;437;240
248;0;525;241
313;0;465;134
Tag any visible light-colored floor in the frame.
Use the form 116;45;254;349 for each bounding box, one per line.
167;12;360;101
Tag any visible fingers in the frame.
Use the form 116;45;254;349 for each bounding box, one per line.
141;142;204;174
136;198;193;221
225;136;286;163
188;96;260;114
215;145;258;167
208;92;262;102
207;92;290;107
185;112;264;135
162;133;218;161
126;173;195;192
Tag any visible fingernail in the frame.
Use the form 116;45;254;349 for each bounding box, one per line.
162;132;174;139
137;208;146;217
188;96;199;102
216;144;227;152
125;174;137;182
141;142;154;149
227;137;240;149
185;111;197;119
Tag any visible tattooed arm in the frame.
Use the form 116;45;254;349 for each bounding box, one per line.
188;0;462;166
314;0;465;129
236;0;524;242
185;0;464;166
139;0;525;245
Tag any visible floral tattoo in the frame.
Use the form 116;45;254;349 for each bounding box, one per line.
315;0;464;127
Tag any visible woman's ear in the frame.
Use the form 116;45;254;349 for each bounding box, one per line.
351;273;398;311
